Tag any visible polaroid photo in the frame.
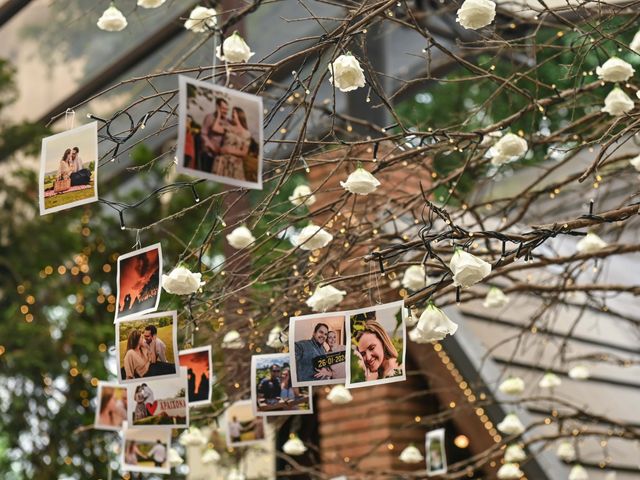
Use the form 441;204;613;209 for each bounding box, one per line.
251;353;313;417
116;311;179;384
176;75;263;190
426;428;447;476
94;381;128;431
225;399;267;447
127;366;189;429
178;345;213;407
39;122;99;215
114;243;162;322
289;312;347;388
121;423;172;475
345;300;407;389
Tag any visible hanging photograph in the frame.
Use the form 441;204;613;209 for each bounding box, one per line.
178;345;213;407
225;399;267;447
116;311;179;383
425;428;447;476
251;353;313;417
289;312;347;388
127;367;189;429
94;381;128;431
345;300;407;389
39;122;99;215
115;243;162;322
176;75;263;190
121;424;171;475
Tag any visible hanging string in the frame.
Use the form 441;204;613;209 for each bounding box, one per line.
132;229;141;250
212;30;219;85
64;109;75;131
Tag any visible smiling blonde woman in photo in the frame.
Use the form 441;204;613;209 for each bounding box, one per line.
353;320;402;381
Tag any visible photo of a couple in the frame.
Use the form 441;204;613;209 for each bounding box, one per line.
115;243;162;322
225;400;266;447
177;76;263;190
121;428;171;474
39;122;98;215
116;312;179;383
94;382;128;431
251;353;313;417
178;346;213;407
290;313;347;387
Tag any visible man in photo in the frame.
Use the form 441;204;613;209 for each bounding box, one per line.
147;439;167;468
429;442;444;471
69;147;92;186
258;364;282;404
200;97;229;173
228;415;242;443
295;323;332;382
143;325;167;363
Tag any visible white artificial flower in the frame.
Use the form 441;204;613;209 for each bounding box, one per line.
483;287;510;308
630;154;640;172
289;185;316;207
412;304;458;342
294;224;333;250
497;463;524;479
481;130;503;147
168;448;184;467
631;30;640;54
185;6;217;33
137;0;166;8
179;426;207;447
569;465;589;480
162;266;205;295
402;265;426;291
222;330;244;349
216;32;254;63
491;133;528;165
602;88;634;116
539;372;562;389
227;226;256;249
226;470;246;480
576;232;607;254
266;326;285;349
399;445;424;464
340;168;381;195
283;436;307;455
201;448;221;465
328;54;366;92
556;441;576;462
504;444;527;463
568;365;590;380
497;413;525;436
97;6;128;32
456;0;497;30
596;58;635;83
306;285;346;312
449;249;492;288
498;377;525;396
327;385;353;405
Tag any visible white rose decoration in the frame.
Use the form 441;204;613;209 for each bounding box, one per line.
602;88;634;116
556;441;576;462
201;448;221;464
226;469;246;480
412;304;458;342
631;30;640;54
491;133;528;165
185;6;217;33
498;377;525;396
399;445;424;464
216;32;254;63
266;326;285;348
179;426;207;447
222;330;244;349
294;224;333;250
402;265;426;291
137;0;166;8
227;226;256;249
289;185;316;207
449;249;492;288
569;465;589;480
168;448;184;467
327;385;353;405
576;232;607;254
596;58;635;83
340;167;381;195
568;365;590;380
497;413;525;435
283;436;307;455
328;54;366;92
162;266;205;295
504;444;527;463
483;287;509;308
538;372;561;389
456;0;496;30
97;6;128;32
306;285;346;312
497;463;524;479
630;154;640;171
